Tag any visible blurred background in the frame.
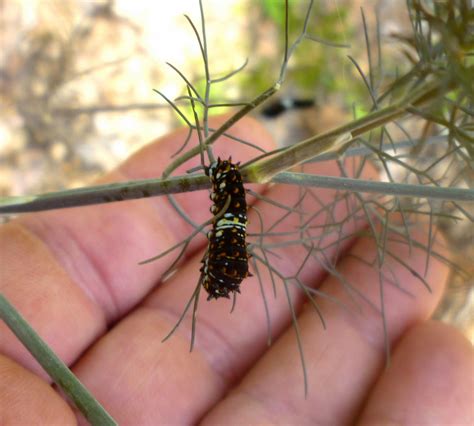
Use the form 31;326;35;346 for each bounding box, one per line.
1;0;472;342
0;0;412;193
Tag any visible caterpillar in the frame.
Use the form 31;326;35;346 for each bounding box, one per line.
200;157;251;300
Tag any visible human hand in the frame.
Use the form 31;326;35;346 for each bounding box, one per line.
1;116;472;425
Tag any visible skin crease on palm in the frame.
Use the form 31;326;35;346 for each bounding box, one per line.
0;116;472;425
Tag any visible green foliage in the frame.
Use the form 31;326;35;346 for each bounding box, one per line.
242;1;353;99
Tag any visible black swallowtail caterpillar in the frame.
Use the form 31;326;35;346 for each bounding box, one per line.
200;157;251;300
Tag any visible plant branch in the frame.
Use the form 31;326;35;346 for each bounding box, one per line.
0;294;117;425
271;173;474;202
244;78;449;183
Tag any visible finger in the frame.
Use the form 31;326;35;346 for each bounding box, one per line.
69;159;377;422
357;321;474;425
201;226;450;425
0;354;75;425
0;116;275;375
